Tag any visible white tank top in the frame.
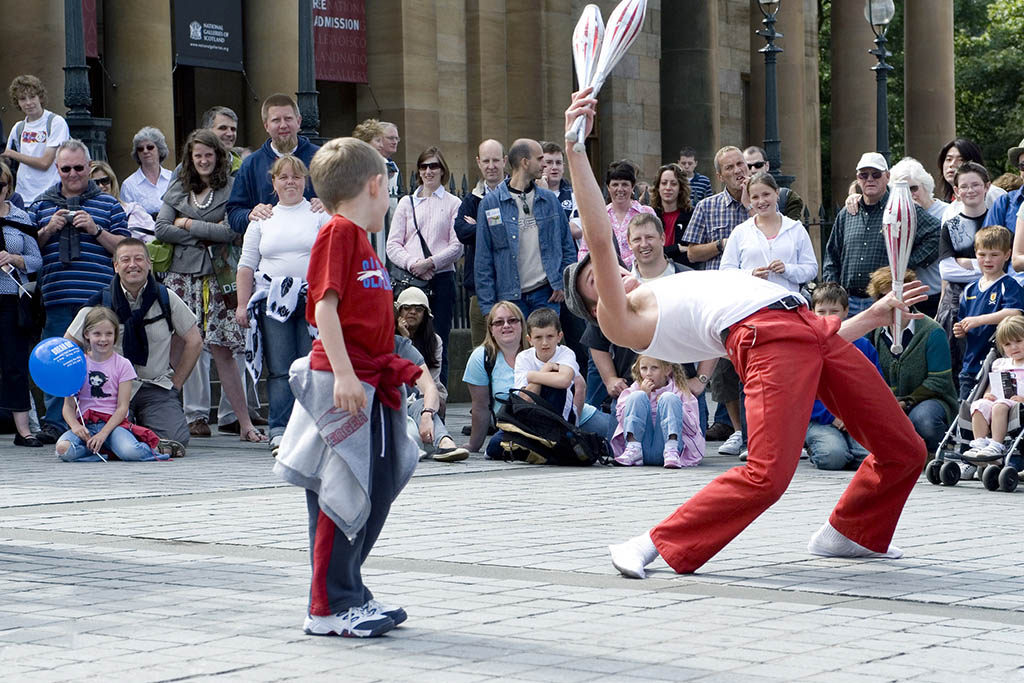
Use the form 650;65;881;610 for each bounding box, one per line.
637;270;793;363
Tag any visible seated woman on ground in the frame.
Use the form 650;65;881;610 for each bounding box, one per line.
395;287;447;414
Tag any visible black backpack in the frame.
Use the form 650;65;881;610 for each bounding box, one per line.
494;388;611;466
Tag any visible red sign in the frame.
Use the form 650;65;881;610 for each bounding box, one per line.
83;0;98;58
313;0;368;84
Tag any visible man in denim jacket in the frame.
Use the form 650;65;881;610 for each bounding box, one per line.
474;138;576;318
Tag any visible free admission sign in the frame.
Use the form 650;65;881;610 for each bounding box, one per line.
313;0;368;83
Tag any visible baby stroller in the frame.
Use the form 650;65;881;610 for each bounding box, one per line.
929;348;1024;492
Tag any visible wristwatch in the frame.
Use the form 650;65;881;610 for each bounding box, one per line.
697;374;709;384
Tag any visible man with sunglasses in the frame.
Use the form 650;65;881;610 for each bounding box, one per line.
742;146;804;221
982;136;1024;230
823;152;939;315
29;139;130;438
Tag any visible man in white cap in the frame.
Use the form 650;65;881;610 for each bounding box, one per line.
823;152;940;315
983;137;1024;230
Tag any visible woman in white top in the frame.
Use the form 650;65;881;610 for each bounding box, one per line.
89;161;156;243
386;147;462;386
236;155;328;450
719;172;817;293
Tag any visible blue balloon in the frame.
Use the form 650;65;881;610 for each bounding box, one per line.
30;337;88;397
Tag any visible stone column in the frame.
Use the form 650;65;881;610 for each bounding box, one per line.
829;0;876;207
802;0;823;214
464;0;509;164
904;0;955;167
244;0;299;152
103;0;175;174
661;0;719;187
0;0;66;141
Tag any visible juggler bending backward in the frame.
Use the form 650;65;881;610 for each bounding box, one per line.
560;88;928;578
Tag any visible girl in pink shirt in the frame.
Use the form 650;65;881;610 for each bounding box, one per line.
56;307;167;462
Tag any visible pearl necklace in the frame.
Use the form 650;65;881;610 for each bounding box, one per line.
190;188;214;210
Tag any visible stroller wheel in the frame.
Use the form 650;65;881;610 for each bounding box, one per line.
925;459;942;486
939;461;961;486
998;466;1019;493
982;464;1001;491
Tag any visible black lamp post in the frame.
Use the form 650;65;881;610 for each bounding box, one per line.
865;0;895;164
756;0;794;188
63;0;110;160
297;0;324;145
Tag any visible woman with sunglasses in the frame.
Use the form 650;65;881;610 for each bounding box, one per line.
462;301;528;456
121;127;173;218
89;161;156;243
385;146;462;387
0;161;43;446
155;129;267;444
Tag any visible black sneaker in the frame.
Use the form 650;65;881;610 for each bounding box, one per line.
14;434;44;447
705;422;734;442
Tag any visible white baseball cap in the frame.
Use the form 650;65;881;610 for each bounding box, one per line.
856;152;888;172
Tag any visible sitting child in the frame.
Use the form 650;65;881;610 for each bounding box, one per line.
953;226;1024;400
805;283;882;471
56;307;167;462
513;307;580;422
612;354;703;468
966;314;1024;460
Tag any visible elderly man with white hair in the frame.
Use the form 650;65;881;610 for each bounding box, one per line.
121;126;173;217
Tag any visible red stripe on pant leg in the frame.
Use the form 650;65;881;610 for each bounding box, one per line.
309;510;336;616
651;311;821;573
815;330;926;552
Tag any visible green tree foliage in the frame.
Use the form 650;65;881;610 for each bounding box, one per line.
954;0;1024;173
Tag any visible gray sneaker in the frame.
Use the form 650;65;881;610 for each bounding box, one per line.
718;431;744;456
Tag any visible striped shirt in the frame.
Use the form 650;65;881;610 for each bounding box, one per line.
688;172;713;204
30;189;130;307
0;204;42;295
680;189;750;270
385;186;463;272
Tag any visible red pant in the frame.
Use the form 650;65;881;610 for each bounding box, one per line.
650;307;925;573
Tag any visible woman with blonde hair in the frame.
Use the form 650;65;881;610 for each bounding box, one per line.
89;160;156;243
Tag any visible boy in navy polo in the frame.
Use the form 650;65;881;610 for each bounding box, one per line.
954;226;1024;400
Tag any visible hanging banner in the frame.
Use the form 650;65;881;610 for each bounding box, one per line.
172;0;244;72
314;0;368;83
83;0;98;59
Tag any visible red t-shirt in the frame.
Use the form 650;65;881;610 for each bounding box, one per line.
306;215;395;371
662;209;680;246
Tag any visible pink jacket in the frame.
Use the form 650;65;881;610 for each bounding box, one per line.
611;379;704;459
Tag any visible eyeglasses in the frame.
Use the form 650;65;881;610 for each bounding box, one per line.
490;318;521;328
857;170;884;180
0;180;7;189
400;305;426;314
137;144;156;153
908;185;920;193
748;161;766;170
93;176;112;186
385;136;400;142
1017;162;1024;171
59;164;86;174
418;162;442;171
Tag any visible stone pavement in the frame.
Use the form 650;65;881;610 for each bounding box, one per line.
2;404;1023;682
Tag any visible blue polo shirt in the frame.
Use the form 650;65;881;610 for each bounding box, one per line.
959;274;1024;384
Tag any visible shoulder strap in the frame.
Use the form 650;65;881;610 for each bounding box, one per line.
410;199;432;258
155;284;174;333
484;348;497;418
12;121;24;150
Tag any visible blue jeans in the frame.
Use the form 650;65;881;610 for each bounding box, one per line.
259;300;313;438
805;422;868;470
907;398;948;454
511;283;560;321
847;295;872;317
585;354;608;409
696;392;708;435
41;304;81;430
57;421;159;462
579;406;615;441
712;400;730;428
621;390;683;466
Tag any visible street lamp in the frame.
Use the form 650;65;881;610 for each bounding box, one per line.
865;0;895;164
756;0;794;188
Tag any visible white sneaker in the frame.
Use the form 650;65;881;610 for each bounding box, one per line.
959;462;978;480
303;606;395;637
967;441;1005;462
718;431;744;456
364;598;407;626
799;448;809;460
738;449;748;461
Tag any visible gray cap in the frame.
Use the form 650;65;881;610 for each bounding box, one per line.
562;252;598;326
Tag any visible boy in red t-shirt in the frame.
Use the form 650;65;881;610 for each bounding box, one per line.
276;138;421;638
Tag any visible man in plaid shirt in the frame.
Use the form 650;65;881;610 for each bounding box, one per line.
823;152;940;316
680;145;752;451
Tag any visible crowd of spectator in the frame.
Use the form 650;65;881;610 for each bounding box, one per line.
4;69;1024;476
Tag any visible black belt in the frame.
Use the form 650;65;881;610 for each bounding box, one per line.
720;294;806;344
